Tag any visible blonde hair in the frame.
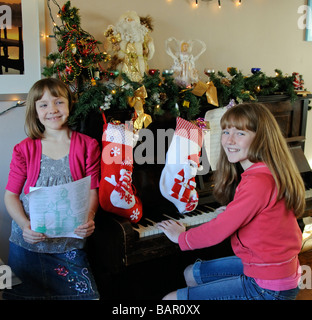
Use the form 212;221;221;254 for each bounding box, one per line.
25;78;73;139
181;42;189;53
213;102;306;218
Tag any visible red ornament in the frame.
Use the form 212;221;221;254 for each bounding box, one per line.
65;65;73;75
149;69;158;76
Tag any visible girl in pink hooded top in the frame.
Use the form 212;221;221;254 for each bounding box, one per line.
158;103;305;300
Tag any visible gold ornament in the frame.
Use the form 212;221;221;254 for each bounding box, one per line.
182;100;190;108
127;86;152;130
191;81;219;107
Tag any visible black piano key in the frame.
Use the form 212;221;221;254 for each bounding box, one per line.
165;211;184;220
196;204;209;212
145;219;154;226
147;213;164;223
197;204;215;212
187;211;198;217
184;212;193;217
139;218;151;227
192;210;202;215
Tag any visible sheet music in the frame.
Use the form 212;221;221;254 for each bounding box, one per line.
204;107;227;170
29;176;91;239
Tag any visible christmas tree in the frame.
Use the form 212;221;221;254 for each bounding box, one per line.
43;0;109;93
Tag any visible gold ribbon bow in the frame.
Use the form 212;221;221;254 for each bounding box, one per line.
127;86;152;130
191;81;219;107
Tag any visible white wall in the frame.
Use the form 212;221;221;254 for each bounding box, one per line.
0;103;26;261
1;0;312;261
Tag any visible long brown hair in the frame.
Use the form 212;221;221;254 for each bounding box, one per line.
213;102;305;218
25;78;74;139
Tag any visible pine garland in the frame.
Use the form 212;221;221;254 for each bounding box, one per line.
210;68;297;107
69;70;204;126
69;68;299;126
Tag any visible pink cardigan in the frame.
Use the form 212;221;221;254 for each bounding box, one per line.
6;131;101;195
178;163;302;280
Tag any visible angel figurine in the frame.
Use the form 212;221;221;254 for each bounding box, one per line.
165;37;206;87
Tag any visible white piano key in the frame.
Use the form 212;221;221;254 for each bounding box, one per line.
145;218;163;236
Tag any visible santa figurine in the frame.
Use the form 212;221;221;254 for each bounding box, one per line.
104;11;155;84
292;72;304;91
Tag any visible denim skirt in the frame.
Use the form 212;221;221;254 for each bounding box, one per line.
3;242;99;300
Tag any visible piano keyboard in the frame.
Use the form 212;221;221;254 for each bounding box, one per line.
132;188;312;238
132;204;220;238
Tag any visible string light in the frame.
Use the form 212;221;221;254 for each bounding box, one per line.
192;0;242;8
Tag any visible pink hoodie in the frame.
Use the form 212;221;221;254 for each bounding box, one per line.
178;163;302;280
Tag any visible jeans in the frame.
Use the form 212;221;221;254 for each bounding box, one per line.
177;256;299;300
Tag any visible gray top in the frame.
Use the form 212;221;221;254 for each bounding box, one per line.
9;154;85;253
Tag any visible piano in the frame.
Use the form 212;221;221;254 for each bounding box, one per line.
84;94;312;299
257;94;312;218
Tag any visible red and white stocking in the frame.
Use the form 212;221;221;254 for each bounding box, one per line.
159;117;203;213
99;120;142;223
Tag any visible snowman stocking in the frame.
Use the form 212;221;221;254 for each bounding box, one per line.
99;119;142;223
159;117;203;213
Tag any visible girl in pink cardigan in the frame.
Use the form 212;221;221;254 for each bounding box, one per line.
158;103;305;300
3;78;100;300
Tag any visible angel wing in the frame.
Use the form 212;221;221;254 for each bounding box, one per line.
189;39;206;61
165;37;182;60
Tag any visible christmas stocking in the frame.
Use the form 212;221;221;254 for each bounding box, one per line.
159;117;203;214
99;119;142;223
